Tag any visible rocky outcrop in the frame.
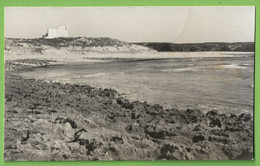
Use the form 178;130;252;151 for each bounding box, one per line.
134;42;255;52
4;60;254;161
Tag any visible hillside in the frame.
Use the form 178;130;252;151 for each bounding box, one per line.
5;38;254;57
134;42;255;52
4;37;156;55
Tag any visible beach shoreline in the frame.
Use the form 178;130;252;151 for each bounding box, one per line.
4;59;254;161
4;51;254;63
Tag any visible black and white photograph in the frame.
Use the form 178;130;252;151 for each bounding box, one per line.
4;7;255;161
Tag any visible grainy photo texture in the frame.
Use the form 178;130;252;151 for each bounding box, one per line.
4;7;255;161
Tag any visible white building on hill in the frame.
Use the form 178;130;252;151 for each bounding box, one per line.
42;26;69;38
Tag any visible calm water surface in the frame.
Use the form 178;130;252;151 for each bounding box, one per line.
20;53;254;114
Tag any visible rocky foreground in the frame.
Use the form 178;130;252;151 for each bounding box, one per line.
4;60;254;161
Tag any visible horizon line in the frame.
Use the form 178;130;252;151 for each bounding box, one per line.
4;37;255;44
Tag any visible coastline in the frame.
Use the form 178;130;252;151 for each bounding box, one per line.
4;51;254;63
4;59;254;160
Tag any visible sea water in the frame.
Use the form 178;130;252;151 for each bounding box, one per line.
20;52;254;114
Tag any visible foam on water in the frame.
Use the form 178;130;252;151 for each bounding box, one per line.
76;73;106;78
218;64;247;69
20;54;254;114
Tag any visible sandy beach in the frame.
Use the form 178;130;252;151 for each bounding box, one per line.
5;51;253;63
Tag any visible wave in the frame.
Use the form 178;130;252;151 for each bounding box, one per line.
75;73;106;78
219;64;247;69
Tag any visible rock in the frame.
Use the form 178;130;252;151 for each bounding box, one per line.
63;122;75;141
110;136;124;144
146;104;163;116
192;135;205;143
210;119;222;128
63;118;77;129
4;63;254;161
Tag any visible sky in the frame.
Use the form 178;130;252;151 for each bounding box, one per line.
5;7;255;43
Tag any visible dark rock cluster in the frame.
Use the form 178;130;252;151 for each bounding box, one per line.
4;61;254;161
